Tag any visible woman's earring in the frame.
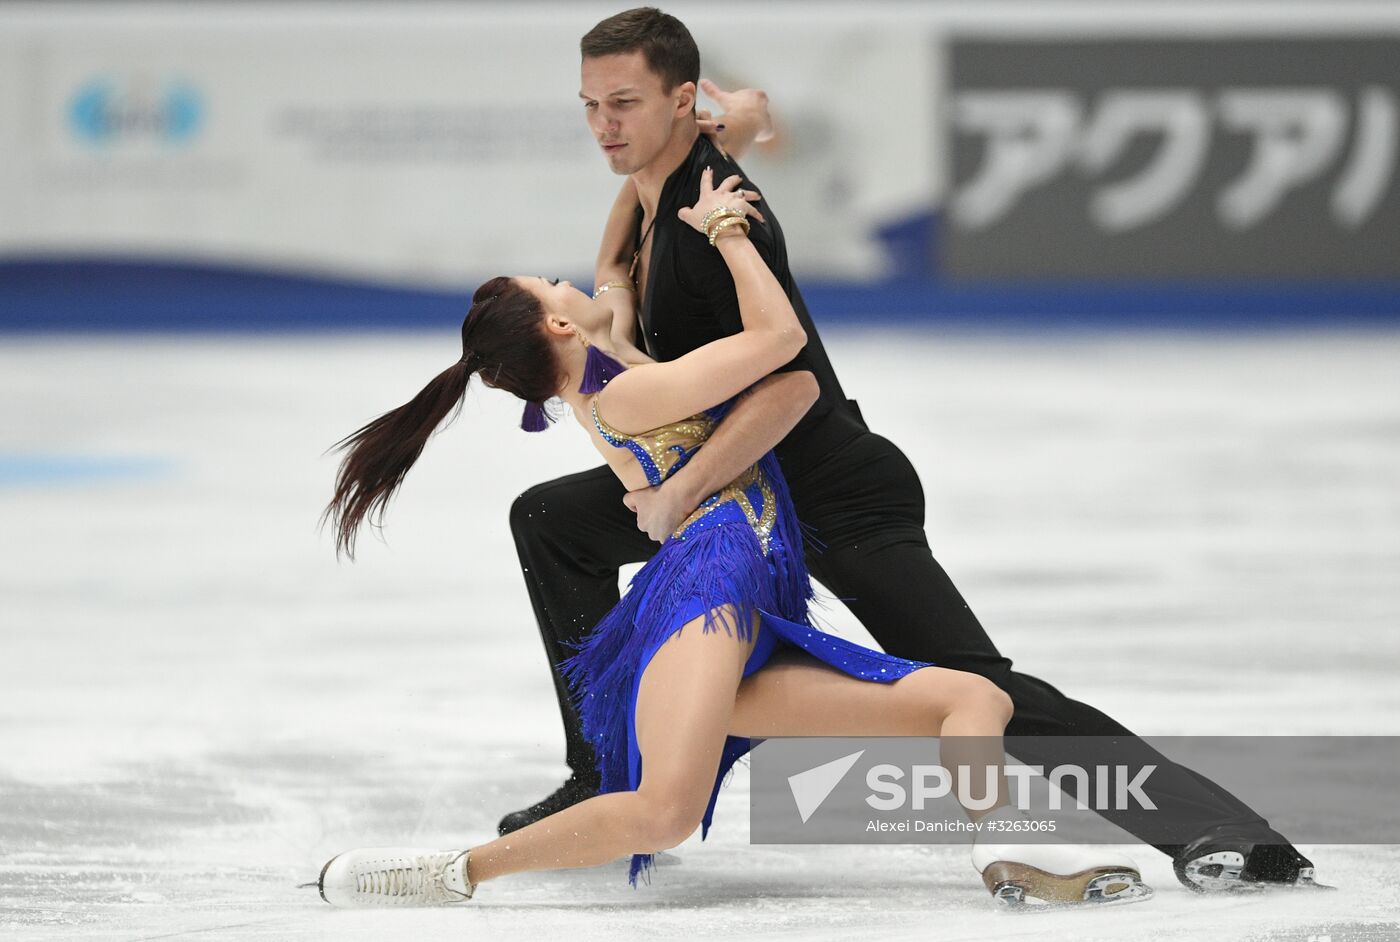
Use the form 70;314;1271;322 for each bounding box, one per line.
578;338;626;394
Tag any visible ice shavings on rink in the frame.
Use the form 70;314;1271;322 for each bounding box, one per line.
1;329;1398;941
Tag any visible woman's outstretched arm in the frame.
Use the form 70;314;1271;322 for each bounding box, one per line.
595;170;803;433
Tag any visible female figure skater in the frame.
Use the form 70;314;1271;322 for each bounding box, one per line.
315;170;1152;911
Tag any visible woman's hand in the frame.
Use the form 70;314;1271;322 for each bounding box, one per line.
677;166;765;235
697;80;775;160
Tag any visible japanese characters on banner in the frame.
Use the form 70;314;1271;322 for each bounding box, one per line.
946;38;1400;279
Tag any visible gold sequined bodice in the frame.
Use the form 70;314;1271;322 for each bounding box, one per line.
589;398;716;486
590;397;778;551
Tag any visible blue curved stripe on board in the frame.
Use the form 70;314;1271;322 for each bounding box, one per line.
2;255;1399;330
0;453;174;487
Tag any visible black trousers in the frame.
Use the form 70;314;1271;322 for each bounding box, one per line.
509;427;1278;857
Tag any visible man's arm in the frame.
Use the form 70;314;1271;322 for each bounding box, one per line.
624;369;819;541
595;181;642;348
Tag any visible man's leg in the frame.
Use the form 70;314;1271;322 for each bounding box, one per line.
788;431;1312;884
499;465;657;834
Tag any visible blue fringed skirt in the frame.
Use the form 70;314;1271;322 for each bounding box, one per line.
560;454;929;885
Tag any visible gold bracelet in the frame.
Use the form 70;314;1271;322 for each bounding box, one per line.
592;280;635;300
701;207;743;241
700;205;740;234
703;213;744;245
708;215;750;247
709;216;749;245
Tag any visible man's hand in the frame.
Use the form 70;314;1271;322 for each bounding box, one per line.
623;483;696;543
696;79;774;160
622;371;818;544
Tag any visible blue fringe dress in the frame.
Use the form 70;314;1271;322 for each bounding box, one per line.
561;397;931;885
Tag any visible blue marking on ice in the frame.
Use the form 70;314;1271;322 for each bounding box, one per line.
0;452;175;487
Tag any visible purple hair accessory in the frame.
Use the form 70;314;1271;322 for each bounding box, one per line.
521;400;550;432
579;344;627;394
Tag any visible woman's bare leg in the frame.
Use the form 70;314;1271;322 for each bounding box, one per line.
730;649;1152;907
465;609;756;884
730;650;1014;817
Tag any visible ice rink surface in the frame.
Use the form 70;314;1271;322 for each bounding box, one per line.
2;327;1398;941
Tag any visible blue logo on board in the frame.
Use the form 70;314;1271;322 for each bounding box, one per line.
68;77;204;147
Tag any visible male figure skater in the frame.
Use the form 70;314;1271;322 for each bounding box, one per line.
504;6;1320;893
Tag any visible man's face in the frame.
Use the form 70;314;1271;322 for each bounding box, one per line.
580;51;687;176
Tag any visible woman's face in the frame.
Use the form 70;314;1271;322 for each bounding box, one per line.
515;276;605;332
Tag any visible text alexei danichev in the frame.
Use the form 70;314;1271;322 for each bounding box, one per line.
866;818;1059;833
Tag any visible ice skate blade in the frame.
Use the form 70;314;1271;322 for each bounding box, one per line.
1295;867;1336;891
316;853;337;904
1181;853;1335;893
982;863;1154;912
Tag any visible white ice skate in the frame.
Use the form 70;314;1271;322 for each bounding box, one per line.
314;847;475;907
971;810;1152;911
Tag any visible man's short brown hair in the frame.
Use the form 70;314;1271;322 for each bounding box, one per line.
581;7;700;93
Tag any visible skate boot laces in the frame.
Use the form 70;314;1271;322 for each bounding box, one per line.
358;851;472;904
317;848;475;907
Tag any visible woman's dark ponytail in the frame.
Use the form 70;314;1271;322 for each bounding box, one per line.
323;357;475;559
322;275;561;558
